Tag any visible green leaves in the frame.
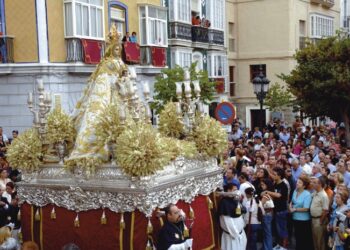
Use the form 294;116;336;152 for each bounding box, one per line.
150;63;216;114
264;82;293;112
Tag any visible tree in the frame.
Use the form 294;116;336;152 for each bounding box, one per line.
280;35;350;145
150;63;216;114
264;82;293;112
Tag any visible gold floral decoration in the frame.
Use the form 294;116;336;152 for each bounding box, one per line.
46;108;76;144
94;104;124;147
116;121;172;177
6;128;42;172
192;116;227;158
64;156;104;176
158;102;184;138
160;137;197;160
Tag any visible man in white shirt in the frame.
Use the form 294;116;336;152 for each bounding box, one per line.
299;155;312;176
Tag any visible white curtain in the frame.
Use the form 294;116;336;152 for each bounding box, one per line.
64;3;73;36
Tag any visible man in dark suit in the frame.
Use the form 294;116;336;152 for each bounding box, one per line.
157;204;193;250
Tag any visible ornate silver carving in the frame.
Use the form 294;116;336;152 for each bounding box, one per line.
18;158;222;217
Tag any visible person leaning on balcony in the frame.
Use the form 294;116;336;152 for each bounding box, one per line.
122;32;130;43
192;16;201;26
129;32;137;43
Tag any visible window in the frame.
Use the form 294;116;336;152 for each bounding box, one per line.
110;7;125;35
169;0;191;23
171;48;192;68
139;6;168;47
229;66;235;96
192;51;203;71
207;53;227;77
206;0;224;30
228;22;235;52
250;64;266;82
299;20;306;49
64;0;104;39
310;14;334;38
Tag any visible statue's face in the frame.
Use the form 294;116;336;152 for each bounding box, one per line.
112;44;121;57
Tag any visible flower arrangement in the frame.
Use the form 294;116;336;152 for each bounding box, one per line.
46;108;76;144
192;116;227;158
6;128;42;172
160;137;197;160
65;156;104;176
158;102;184;139
94;103;124;147
116;121;172;177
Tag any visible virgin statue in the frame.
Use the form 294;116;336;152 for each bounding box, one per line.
67;24;128;164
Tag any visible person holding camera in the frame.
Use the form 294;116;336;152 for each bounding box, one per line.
157;204;193;250
329;192;349;250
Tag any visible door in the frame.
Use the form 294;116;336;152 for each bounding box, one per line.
250;109;266;129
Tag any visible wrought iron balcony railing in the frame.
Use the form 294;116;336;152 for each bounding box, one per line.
209;29;224;46
169;22;192;41
191;26;209;43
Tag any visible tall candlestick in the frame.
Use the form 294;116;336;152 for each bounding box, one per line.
184;81;191;95
34;113;40;124
28;92;33;104
176;82;182;96
143;81;150;95
176;102;182;115
193;80;201;94
37;79;44;91
184;70;190;80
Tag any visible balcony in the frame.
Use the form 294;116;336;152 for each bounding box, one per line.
169;22;192;41
0;35;14;63
322;0;334;7
210;77;226;94
139;46;167;67
209;30;225;46
310;0;334;7
191;26;209;43
66;38;105;64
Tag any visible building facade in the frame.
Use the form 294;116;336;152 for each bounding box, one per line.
164;0;228;116
0;0;230;135
226;0;340;129
0;0;168;135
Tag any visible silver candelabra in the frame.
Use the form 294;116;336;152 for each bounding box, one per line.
175;68;204;133
27;78;52;138
117;68;152;124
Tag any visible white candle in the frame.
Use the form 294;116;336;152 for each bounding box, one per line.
129;67;137;79
47;92;52;102
163;73;168;79
184;69;190;80
184;81;191;95
37;79;44;91
176;102;182;115
28;92;33;104
193;80;201;94
143;81;150;95
176;82;182;96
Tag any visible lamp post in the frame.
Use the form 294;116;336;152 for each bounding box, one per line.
252;66;270;130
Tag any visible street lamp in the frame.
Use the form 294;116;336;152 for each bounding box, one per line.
252;65;270;130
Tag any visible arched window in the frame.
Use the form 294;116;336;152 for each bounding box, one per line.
108;1;128;34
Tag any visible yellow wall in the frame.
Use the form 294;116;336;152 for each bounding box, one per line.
5;0;38;62
47;0;66;62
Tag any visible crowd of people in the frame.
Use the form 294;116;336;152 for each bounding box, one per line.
219;117;350;250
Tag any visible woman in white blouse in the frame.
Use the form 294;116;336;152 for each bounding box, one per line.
0;169;11;191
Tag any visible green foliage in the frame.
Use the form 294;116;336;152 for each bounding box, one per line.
150;63;216;114
280;35;350;145
264;82;293;112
